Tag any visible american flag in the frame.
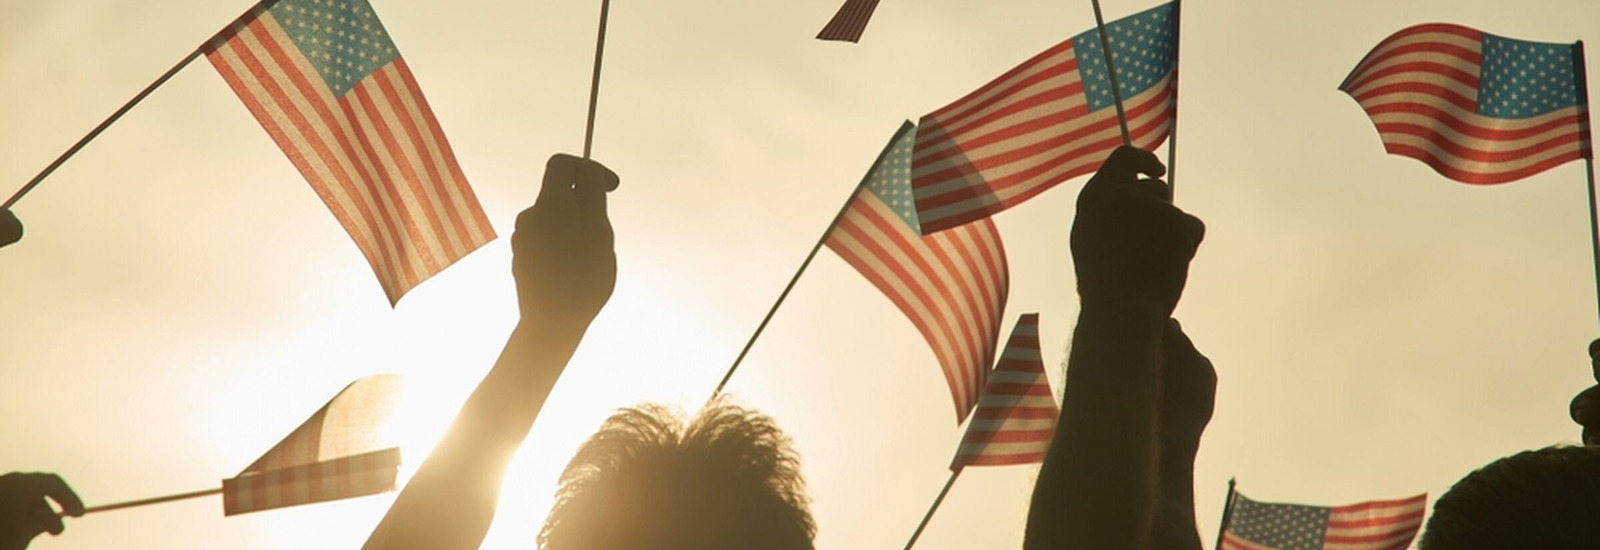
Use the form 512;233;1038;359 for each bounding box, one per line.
816;0;881;43
911;3;1176;235
1339;23;1592;184
222;374;403;515
1221;492;1428;550
825;122;1010;423
204;0;496;304
950;313;1057;469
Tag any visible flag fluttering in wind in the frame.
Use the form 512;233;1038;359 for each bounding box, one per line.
1221;492;1427;550
816;0;882;43
950;313;1056;469
910;2;1176;235
825;122;1010;423
204;0;496;304
222;374;404;515
1339;24;1592;184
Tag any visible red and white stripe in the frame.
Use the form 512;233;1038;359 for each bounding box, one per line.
824;186;1009;423
204;8;494;304
223;447;400;515
911;38;1173;234
1321;495;1429;550
815;0;881;43
950;313;1057;469
1340;23;1591;185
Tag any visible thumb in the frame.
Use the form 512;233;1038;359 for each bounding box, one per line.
1086;146;1167;192
536;153;583;207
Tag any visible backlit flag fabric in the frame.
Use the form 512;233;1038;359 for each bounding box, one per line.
950;313;1056;470
1339;23;1592;184
222;374;403;515
204;0;496;304
816;0;881;43
1221;492;1428;550
825;122;1010;423
911;3;1176;234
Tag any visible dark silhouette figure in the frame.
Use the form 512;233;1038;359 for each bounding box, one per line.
363;153;618;550
1420;446;1600;549
0;210;21;249
1025;146;1208;550
1569;339;1600;446
0;472;83;550
538;401;814;550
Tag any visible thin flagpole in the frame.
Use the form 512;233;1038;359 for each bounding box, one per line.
1212;478;1238;550
902;469;962;550
582;0;612;159
1165;0;1182;199
709;121;915;399
1;0;284;210
1575;41;1600;329
69;487;222;516
1089;0;1132;146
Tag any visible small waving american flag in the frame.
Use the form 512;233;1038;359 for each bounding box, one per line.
1222;492;1427;550
1340;23;1592;184
950;313;1057;469
816;0;881;43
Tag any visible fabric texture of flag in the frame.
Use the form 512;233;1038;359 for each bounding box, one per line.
1339;23;1592;184
204;0;496;304
949;313;1056;470
825;121;1010;423
816;0;881;43
1221;491;1428;550
222;374;404;515
911;3;1177;234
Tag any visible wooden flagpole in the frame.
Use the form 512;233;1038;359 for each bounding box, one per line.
710;121;917;399
1089;0;1132;146
2;0;284;210
902;469;962;550
1165;0;1182;199
68;487;222;516
582;0;612;159
1212;478;1238;550
1574;41;1600;329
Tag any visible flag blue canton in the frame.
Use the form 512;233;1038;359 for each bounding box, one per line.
865;127;922;234
269;0;400;97
1477;34;1580;119
1072;3;1176;112
1227;496;1331;550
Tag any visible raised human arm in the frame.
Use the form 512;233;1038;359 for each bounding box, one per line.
1152;320;1214;550
362;154;618;550
1025;147;1204;550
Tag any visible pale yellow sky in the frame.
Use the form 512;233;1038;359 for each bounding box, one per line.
1;0;1597;549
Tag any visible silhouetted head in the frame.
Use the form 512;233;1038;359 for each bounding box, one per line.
538;400;815;550
1420;446;1600;549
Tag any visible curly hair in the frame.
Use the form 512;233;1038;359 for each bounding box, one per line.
538;400;815;550
1420;445;1600;549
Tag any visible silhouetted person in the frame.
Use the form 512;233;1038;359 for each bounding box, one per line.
1420;445;1600;549
1569;339;1600;446
0;472;83;550
363;153;619;550
0;210;21;249
538;400;814;550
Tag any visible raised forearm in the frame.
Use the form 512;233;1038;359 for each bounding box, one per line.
1026;304;1166;550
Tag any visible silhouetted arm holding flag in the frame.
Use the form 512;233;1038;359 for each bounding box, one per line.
1153;320;1213;550
0;472;83;550
1025;147;1205;550
363;154;618;550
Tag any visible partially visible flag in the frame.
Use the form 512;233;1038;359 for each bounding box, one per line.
911;3;1177;234
1340;23;1592;184
222;374;404;515
1221;491;1428;550
204;0;496;304
950;313;1056;470
825;121;1011;423
816;0;881;43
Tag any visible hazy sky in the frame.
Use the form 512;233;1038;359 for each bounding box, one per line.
2;0;1597;548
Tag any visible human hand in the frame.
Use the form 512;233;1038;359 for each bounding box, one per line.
0;210;21;249
1160;319;1216;453
513;154;619;332
1071;147;1204;315
0;473;83;550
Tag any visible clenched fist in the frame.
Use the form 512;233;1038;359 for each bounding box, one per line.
1072;147;1205;316
513;154;619;331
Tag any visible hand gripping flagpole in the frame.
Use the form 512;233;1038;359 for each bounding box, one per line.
1574;41;1600;330
1090;0;1133;147
1;0;284;212
582;0;612;160
709;121;916;400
